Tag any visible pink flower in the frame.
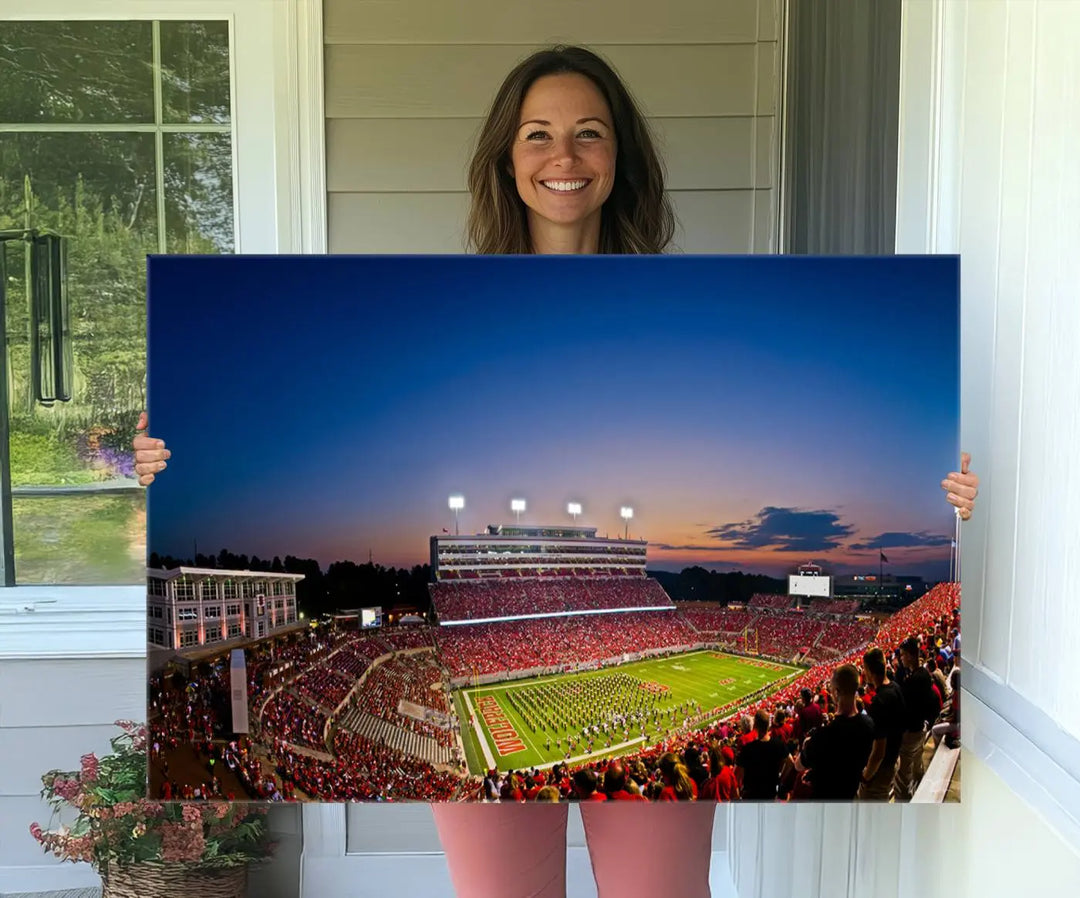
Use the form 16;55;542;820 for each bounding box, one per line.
139;800;164;817
51;777;81;802
160;822;205;863
181;804;202;823
112;801;137;818
132;728;149;751
29;822;43;842
80;753;100;782
214;804;230;819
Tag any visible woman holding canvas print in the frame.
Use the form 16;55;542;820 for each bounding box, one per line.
135;46;978;898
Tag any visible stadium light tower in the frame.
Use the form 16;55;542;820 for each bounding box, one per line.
620;506;633;539
448;495;464;535
567;501;582;523
511;498;526;524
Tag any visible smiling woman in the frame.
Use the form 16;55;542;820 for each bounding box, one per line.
510;73;617;252
466;45;674;255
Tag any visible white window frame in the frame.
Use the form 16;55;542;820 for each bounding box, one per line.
0;0;325;662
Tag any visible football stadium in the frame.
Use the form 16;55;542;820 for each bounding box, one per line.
148;521;960;804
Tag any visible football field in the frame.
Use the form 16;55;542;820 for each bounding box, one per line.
453;651;801;775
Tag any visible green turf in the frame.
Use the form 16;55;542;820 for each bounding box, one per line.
458;651;801;774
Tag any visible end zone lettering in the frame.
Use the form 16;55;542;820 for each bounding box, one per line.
476;695;526;754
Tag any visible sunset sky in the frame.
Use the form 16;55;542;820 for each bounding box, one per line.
147;254;959;581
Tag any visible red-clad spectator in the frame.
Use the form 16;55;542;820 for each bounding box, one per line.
737;716;758;748
795;687;824;740
574;768;607;801
770;709;794;745
602;761;648;802
701;745;739;802
524;776;544;801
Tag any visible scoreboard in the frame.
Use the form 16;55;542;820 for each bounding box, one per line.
360;606;383;628
788;574;832;598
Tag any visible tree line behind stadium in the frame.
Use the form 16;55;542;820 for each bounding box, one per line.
149;550;929;618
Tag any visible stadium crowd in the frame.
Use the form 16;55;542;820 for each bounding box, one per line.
260;692;329;753
150;571;959;804
436;611;697;678
676;604;758;635
293;666;356;711
464;582;960;804
748;593;796;610
265;731;460;801
812;620;879;658
349;654;457;749
750;614;827;658
807;599;862;615
431;577;673;621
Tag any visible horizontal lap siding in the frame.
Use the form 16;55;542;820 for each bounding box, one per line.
324;0;764;45
326;44;766;118
324;0;780;255
328;189;762;254
328;117;773;192
0;658;144;870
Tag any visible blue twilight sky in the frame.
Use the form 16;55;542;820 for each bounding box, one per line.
147;254;959;580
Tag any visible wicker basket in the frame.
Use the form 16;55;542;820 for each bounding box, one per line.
100;862;248;898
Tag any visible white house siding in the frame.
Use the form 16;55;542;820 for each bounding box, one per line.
323;0;782;254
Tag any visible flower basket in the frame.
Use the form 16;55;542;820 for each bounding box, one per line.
30;721;275;890
101;862;247;898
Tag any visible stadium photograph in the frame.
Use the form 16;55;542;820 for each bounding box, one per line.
144;253;961;804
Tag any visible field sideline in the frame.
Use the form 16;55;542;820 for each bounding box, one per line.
453;650;801;774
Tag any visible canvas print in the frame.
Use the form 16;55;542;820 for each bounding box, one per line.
145;254;960;803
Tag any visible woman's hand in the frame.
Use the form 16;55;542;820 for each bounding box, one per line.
942;451;979;520
133;411;171;486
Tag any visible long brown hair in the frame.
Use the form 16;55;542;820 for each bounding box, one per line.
466;45;675;255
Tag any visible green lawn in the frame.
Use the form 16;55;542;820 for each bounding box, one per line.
457;651;801;774
12;492;145;584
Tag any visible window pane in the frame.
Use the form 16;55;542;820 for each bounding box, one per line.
346;804;442;853
2;132;154;584
12;492;145;584
1;18;236;586
2;132;154;485
164;132;234;252
160;21;232;124
0;22;154;124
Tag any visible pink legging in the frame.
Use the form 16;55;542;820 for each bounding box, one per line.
432;802;715;898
